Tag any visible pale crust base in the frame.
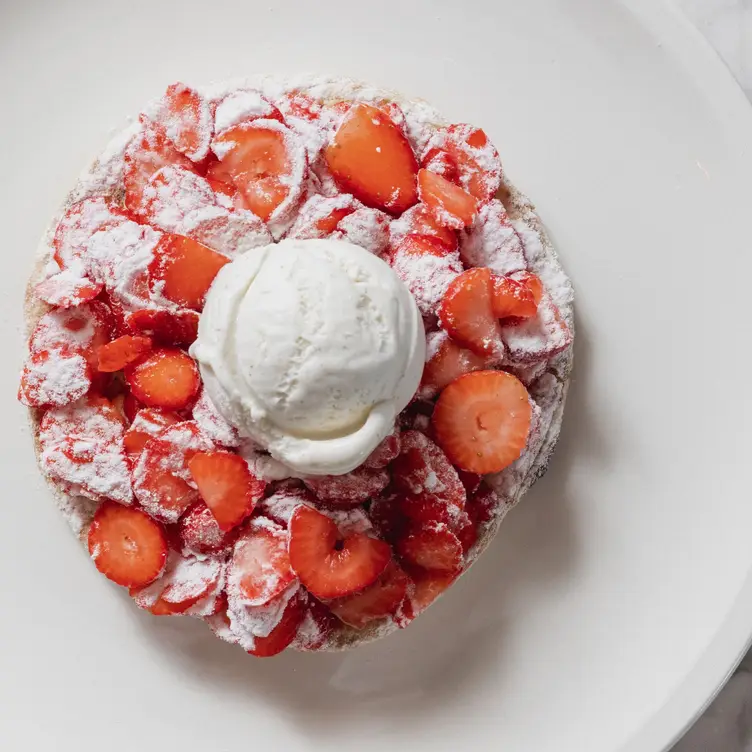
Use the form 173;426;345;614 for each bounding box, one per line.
22;76;574;651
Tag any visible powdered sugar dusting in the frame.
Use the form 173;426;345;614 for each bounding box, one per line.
391;246;462;317
460;199;526;275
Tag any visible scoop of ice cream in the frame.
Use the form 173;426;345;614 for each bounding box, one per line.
191;238;425;476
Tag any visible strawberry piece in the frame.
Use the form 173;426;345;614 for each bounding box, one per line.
19;347;90;407
97;335;152;373
147;83;213;162
460;199;526;275
228;518;295;607
191;388;239;447
277;91;322;122
396;523;463;573
123;408;179;458
336;205;391;256
396;568;457;626
35;273;103;309
286;193;356;240
125;347;199;410
255;483;317;526
457;470;482;497
397;494;459;528
466;484;504;525
432;370;532;474
213;89;283;133
500;290;572;364
212;119;306;227
421;147;459;182
247;588;307;657
389;203;459;253
188;450;266;531
303;466;389;509
389;233;463;317
423;124;503;201
179;503;237;556
123;391;142;423
124;118;196;214
292;593;341;651
367;493;407;544
149;234;229;310
289;505;391;599
329;561;409;628
126;308;199;348
515;271;544;304
364;427;401;469
455;511;478;554
205;158;245;204
324;104;418;215
438;267;504;357
420;330;488;398
418;169;478;229
491;275;537;320
88;502;167;588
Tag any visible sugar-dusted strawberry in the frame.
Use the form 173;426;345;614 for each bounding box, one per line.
329;560;409;629
389;233;463;317
396;523;463;573
191;388;240;447
421;147;459;182
438;267;504;357
455;511;478;554
188;450;266;531
125;347;199;410
205;158;245;205
364;427;401;469
397;494;460;528
289;505;391;599
146;83;213;162
149;233;229;311
124;117;196;214
285;193;356;240
324;103;418;215
457;470;482;497
178;503;237;556
395;568;457;626
122;390;142;423
334;206;391;256
389;203;459;253
227;517;296;607
460;199;526;275
515;271;544;304
35;273;103;309
247;588;307;657
213;89;283;133
276;90;322;122
126;308;199;348
491;275;537;320
418;169;478;230
19;347;90;407
291;593;341;651
131;421;213;523
367;493;407;544
423;124;503;201
97;335;152;373
419;330;488;399
123;408;179;458
303;466;389;509
466;484;505;526
88;502;167;588
255;483;316;526
432;370;532;474
212;119;306;229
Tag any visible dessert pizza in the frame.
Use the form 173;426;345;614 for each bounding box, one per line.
19;76;574;656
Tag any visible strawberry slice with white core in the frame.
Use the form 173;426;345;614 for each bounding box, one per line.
490;275;538;320
35;273;103;309
418;169;479;230
396;523;463;573
88;502;167;588
389;233;463;318
329;560;409;629
438;267;505;357
432;370;532;474
213;89;283;133
303;466;390;509
146;83;213;162
179;503;237;556
460;199;527;275
419;330;488;399
389;203;459;253
212;119;307;233
97;335;153;373
228;517;296;607
126;308;199;349
289;505;392;599
188;450;266;531
324;103;419;215
123;408;180;459
125;347;199;410
39;395;133;505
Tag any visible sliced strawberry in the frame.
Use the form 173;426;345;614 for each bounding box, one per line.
228;518;295;606
213;89;283;133
460;199;526;276
432;370;532;474
303;466;389;509
35;274;103;309
149;234;229;311
123;408;180;458
148;83;212;162
289;505;391;599
97;335;152;373
125;347;199;410
124;118;196;214
205;158;244;204
438;267;504;357
421;147;459;182
286;193;356;240
329;561;409;629
255;483;317;527
396;568;458;626
212;119;306;226
188;450;266;531
179;503;237;556
191;387;240;447
455;511;478;554
247;589;307;657
277;91;322;122
292;593;341;651
457;470;482;497
420;330;488;398
367;493;407;544
324;104;418;215
389;203;459;253
466;484;504;525
418;169;478;229
126;308;199;348
18;347;90;407
396;523;463;573
398;494;459;528
364;427;401;469
515;271;544;304
491;275;537;320
88;502;167;588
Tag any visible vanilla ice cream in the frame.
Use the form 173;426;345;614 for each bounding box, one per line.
191;238;425;476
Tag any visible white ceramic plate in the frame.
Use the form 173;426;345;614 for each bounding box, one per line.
2;0;751;749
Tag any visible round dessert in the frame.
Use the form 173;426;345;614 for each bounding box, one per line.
19;76;574;656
